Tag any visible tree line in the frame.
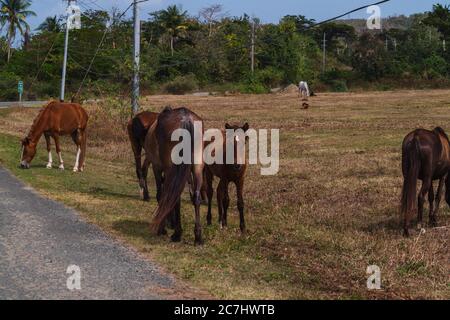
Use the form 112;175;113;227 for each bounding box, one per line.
0;0;449;101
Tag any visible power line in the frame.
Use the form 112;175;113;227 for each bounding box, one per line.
307;0;391;29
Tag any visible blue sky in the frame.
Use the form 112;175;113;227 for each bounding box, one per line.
28;0;443;30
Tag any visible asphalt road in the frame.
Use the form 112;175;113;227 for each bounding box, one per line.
0;166;176;300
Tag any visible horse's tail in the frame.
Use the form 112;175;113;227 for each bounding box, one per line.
401;135;420;233
128;116;147;157
150;120;193;233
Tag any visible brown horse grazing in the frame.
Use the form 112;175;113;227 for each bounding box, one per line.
401;127;450;236
20;101;89;172
205;123;249;233
127;111;159;201
144;107;205;244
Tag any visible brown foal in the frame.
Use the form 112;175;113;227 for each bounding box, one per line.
205;123;249;233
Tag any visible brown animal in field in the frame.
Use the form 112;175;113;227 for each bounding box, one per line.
20;101;88;172
127;111;159;201
144;107;205;244
401;127;450;236
205;123;249;233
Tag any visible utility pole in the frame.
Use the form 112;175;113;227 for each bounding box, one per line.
322;32;326;74
60;0;80;102
251;20;255;74
61;0;72;102
132;0;140;115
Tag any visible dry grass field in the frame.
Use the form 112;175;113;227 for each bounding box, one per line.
0;89;449;299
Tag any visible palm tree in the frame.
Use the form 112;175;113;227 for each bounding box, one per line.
37;15;62;33
0;0;36;62
151;5;188;56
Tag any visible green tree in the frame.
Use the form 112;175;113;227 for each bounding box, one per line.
36;15;62;33
0;0;36;62
150;5;188;56
423;4;450;38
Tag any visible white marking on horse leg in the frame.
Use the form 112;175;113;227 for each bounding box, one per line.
46;151;53;169
58;152;65;170
73;147;81;172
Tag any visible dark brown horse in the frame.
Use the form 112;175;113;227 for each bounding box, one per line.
20;101;89;172
205;123;249;233
144;107;205;244
127;111;158;201
401;127;450;236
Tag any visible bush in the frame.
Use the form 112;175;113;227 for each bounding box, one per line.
164;74;199;95
0;71;20;101
256;68;284;88
236;79;268;94
330;80;348;92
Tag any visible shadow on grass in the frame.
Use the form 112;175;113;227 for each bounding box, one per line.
88;186;140;200
112;219;154;242
364;216;401;234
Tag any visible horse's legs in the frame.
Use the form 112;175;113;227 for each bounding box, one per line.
152;166;163;203
53;134;64;170
426;182;435;229
71;130;82;172
78;129;87;172
418;177;432;229
236;179;246;233
193;164;204;245
431;176;445;227
141;157;151;201
205;169;213;226
217;180;225;227
44;133;52;169
222;183;230;227
170;198;182;242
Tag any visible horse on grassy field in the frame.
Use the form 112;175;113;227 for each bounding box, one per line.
20;101;88;172
205;123;249;233
401;127;450;236
144;107;205;244
127;111;159;201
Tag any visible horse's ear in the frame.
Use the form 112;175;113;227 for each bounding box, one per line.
225;123;232;130
243;122;249;132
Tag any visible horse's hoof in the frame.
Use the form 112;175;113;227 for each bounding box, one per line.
46;164;52;169
417;223;422;230
73;167;78;172
194;238;204;246
59;165;65;170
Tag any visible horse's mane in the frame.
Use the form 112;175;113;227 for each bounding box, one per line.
26;100;55;139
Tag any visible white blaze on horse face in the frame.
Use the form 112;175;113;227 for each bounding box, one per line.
20;146;24;162
225;129;246;165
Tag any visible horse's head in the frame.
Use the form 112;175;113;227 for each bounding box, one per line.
225;122;250;170
20;137;37;169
